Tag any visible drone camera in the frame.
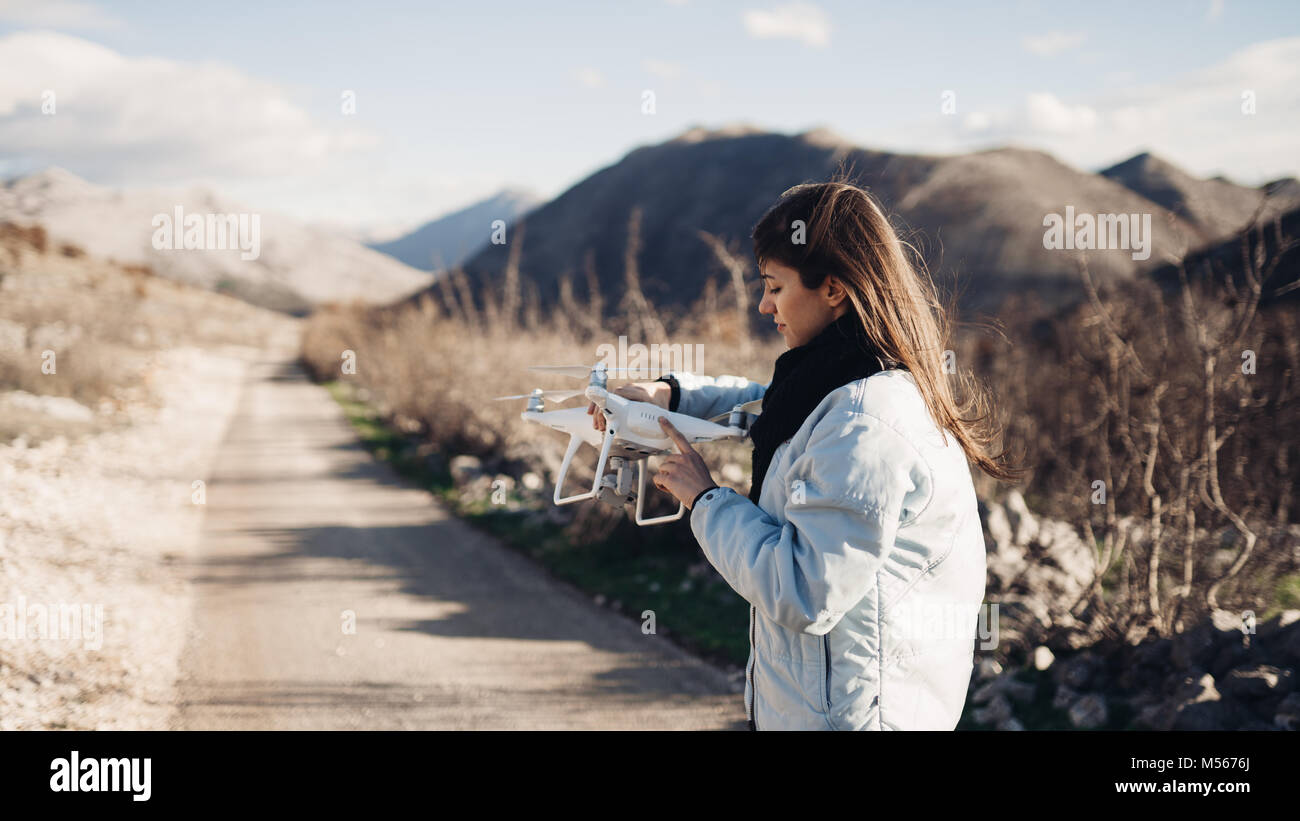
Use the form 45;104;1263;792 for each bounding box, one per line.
596;456;636;509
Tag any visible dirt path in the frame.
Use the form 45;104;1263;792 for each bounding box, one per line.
173;353;743;729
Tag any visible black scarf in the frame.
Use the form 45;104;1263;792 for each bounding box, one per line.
748;312;896;505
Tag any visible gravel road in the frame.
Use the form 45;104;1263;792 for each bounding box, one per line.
174;353;743;730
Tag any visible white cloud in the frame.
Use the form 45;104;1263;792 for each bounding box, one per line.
955;92;1099;137
0;0;121;29
1024;93;1099;133
924;37;1300;184
574;66;605;88
0;31;375;184
643;59;684;79
742;4;831;48
962;111;992;132
1206;0;1225;21
1022;30;1087;57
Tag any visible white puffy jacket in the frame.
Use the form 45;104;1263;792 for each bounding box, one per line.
670;368;986;730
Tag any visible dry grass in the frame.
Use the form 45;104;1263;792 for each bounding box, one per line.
954;220;1300;636
0;222;295;442
301;251;780;545
301;218;1299;636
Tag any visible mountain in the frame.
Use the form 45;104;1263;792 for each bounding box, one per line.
1263;177;1300;202
448;126;1227;319
1100;152;1300;241
369;188;542;270
0;168;435;314
1147;204;1300;305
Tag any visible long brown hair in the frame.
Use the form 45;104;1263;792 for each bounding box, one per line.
752;177;1019;481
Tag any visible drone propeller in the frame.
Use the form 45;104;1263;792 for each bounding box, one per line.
493;388;586;403
707;397;765;423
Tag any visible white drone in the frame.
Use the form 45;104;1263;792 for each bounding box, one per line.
495;363;763;525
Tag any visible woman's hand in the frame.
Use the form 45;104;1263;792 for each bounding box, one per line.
588;380;671;431
652;417;718;510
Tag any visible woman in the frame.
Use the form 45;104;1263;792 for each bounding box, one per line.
589;181;1015;730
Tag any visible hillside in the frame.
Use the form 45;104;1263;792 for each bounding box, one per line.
369;188;542;270
1146;204;1300;303
448;127;1236;320
0;168;435;313
1100;152;1300;241
0;221;299;728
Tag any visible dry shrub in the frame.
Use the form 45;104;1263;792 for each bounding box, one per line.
298;208;1298;645
958;219;1299;639
299;223;782;537
0;225;295;438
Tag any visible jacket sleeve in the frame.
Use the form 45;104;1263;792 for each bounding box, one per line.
688;408;927;635
664;371;768;421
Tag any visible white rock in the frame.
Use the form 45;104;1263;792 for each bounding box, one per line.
1;390;95;422
1004;490;1039;546
1068;693;1108;728
983;503;1012;550
974;657;1003;681
1033;645;1055;670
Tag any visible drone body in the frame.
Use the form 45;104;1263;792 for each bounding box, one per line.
496;363;762;526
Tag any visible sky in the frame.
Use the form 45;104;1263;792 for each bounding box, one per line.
1;0;1298;235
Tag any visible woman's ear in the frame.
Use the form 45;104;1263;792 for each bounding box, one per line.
824;275;848;308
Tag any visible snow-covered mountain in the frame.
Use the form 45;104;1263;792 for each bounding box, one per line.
0;168;435;313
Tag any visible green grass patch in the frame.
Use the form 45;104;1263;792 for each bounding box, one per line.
1260;572;1300;623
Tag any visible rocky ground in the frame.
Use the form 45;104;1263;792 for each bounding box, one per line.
414;423;1300;731
969;490;1300;730
0;347;252;728
0;226;296;728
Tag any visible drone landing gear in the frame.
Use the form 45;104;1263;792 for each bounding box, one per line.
553;426;686;526
596;456;686;525
634;458;686;525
